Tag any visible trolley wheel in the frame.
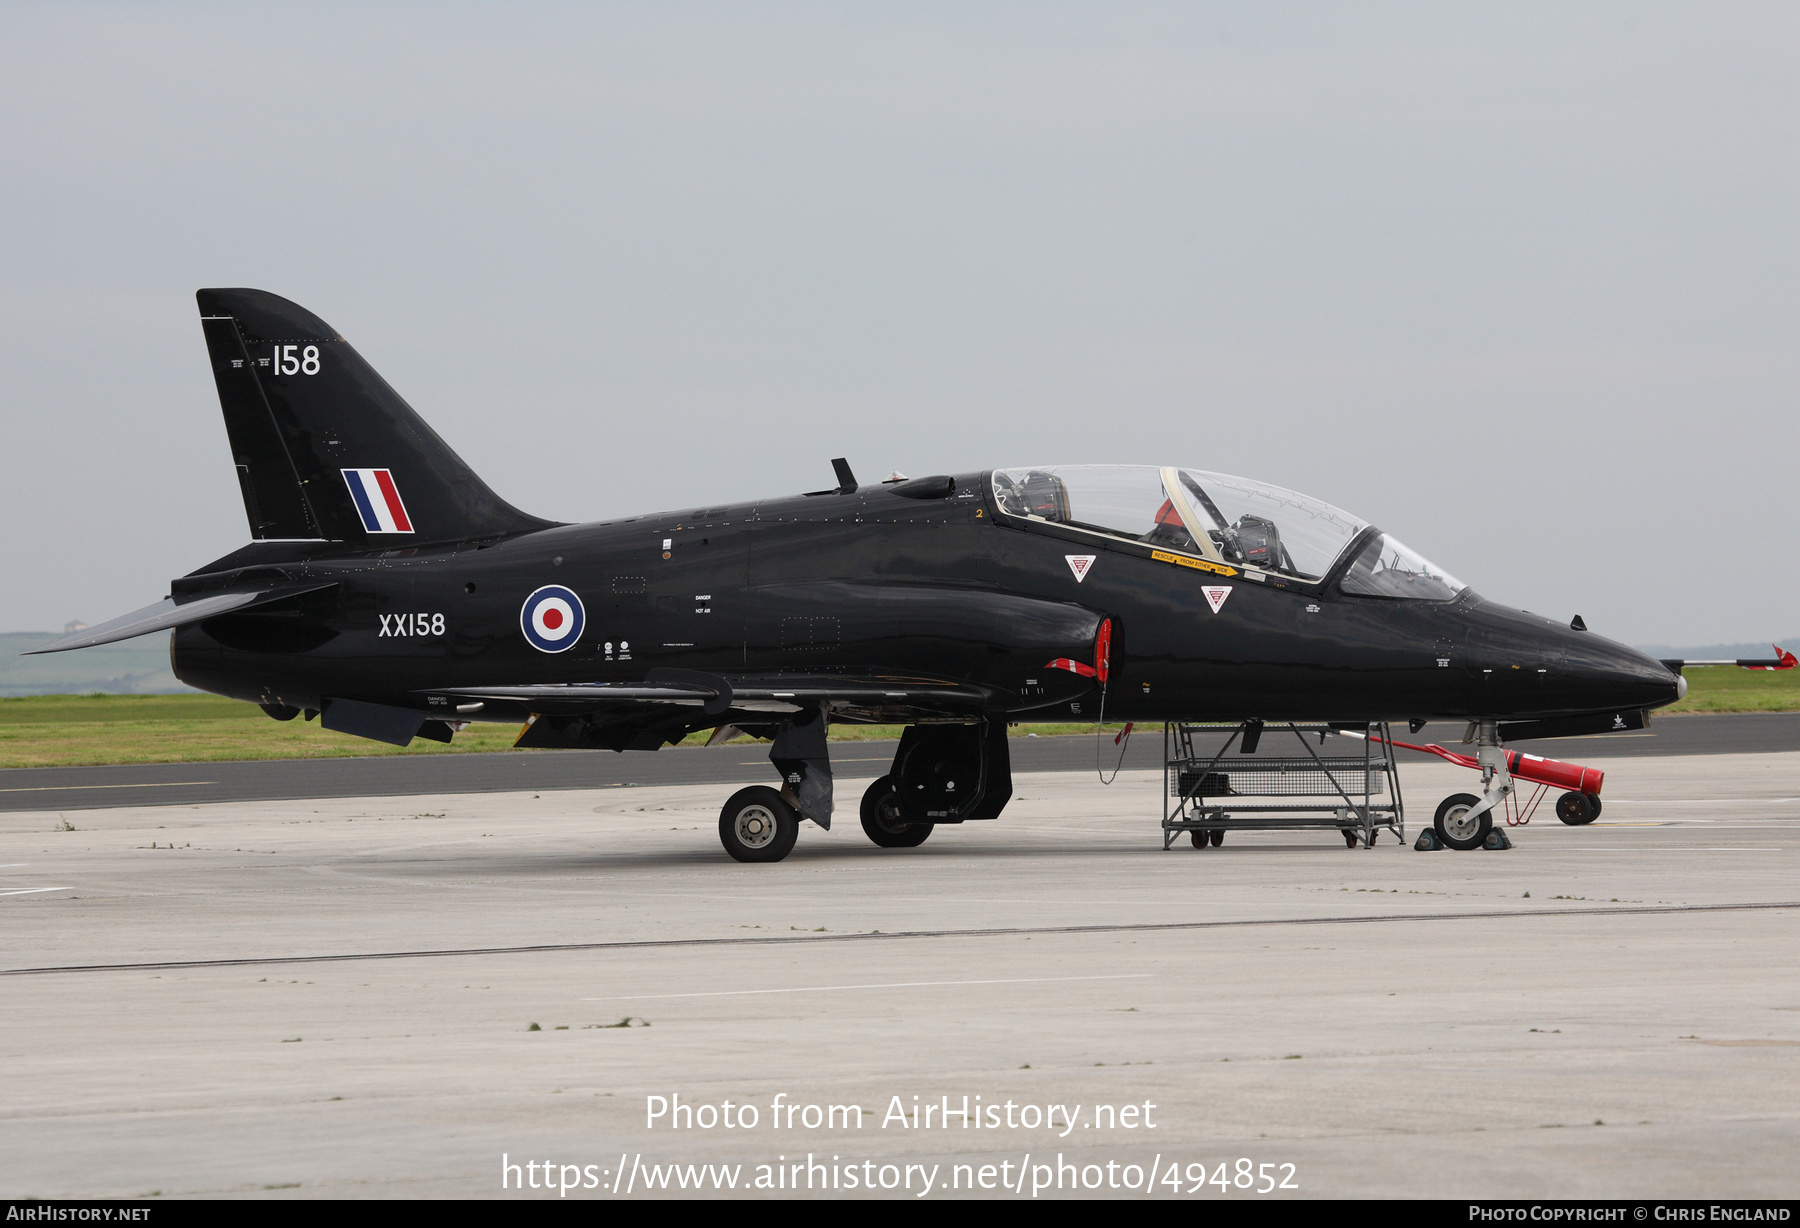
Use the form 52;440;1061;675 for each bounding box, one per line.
1210;828;1224;847
719;786;800;863
1190;829;1210;849
1555;791;1596;826
1343;828;1360;848
859;776;932;848
1434;793;1492;851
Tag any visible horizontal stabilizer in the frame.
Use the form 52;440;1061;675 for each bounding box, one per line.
24;583;337;654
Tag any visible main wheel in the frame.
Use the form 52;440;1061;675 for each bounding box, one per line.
1434;793;1492;851
1555;791;1594;825
719;786;800;863
860;776;932;848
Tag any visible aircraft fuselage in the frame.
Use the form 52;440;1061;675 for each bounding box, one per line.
172;471;1679;731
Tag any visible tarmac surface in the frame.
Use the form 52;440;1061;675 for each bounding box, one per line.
3;712;1795;812
3;746;1797;1199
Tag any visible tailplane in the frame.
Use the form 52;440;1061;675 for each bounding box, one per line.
196;288;553;545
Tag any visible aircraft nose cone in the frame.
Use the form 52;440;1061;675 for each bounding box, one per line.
1458;601;1682;714
1566;634;1684;711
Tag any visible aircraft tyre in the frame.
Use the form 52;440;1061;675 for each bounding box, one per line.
719;787;800;863
1556;790;1596;825
1434;793;1492;851
860;777;932;848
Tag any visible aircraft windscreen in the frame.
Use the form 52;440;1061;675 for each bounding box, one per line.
1338;532;1465;601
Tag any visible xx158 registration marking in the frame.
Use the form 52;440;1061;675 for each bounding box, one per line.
379;613;444;637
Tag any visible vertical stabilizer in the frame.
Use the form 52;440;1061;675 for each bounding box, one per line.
196;288;553;544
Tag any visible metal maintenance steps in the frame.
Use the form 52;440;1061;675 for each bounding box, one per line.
1162;720;1405;849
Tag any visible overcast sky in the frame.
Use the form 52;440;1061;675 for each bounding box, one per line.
2;2;1794;647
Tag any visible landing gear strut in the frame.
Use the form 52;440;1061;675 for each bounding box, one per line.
712;717;1011;862
1431;719;1511;851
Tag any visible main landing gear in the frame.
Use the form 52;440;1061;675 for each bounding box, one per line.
860;776;932;848
718;787;800;863
715;718;1012;862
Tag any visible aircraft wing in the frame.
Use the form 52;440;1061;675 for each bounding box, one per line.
24;583;338;654
427;670;1000;753
428;672;994;718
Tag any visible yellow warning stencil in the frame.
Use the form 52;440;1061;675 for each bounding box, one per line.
1150;550;1239;578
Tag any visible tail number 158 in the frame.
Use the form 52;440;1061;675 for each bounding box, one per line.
273;345;321;376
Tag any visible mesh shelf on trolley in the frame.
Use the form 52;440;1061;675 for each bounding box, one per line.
1172;761;1390;798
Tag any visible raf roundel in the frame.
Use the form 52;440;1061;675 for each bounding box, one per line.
520;585;585;653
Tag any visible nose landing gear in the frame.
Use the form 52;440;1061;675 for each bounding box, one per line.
1429;720;1511;851
1433;792;1493;851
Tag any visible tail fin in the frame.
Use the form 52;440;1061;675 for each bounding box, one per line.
196;288;554;545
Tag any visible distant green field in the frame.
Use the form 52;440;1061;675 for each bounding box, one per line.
0;665;1790;769
1660;664;1800;714
0;631;187;697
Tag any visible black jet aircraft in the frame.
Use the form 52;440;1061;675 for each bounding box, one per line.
33;289;1690;861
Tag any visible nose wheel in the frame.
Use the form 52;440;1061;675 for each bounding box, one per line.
1434;793;1493;851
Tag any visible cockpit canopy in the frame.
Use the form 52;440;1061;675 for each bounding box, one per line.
990;465;1463;600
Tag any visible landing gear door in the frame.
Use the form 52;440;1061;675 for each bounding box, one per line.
891;721;1011;824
